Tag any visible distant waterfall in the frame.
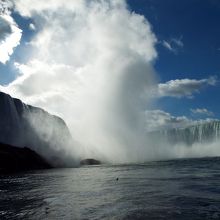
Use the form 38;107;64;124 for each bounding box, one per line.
151;121;220;146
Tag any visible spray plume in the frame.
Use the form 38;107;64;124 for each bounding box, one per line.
1;0;158;163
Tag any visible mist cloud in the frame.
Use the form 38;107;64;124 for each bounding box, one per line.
1;0;158;163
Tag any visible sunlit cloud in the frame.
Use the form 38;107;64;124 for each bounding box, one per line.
157;76;217;98
0;2;22;64
191;108;214;116
145;109;192;131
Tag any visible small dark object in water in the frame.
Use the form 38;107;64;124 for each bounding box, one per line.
116;178;119;181
80;158;101;166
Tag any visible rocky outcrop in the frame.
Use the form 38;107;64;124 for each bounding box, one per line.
80;158;101;165
0;142;52;174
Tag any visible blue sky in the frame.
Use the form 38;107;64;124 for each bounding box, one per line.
0;12;34;84
128;0;220;119
0;0;220;126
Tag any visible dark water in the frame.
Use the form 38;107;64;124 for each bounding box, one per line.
1;157;220;220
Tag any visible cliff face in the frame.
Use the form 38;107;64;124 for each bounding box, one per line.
0;92;75;167
150;121;220;146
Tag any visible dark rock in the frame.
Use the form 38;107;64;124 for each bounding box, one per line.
80;158;101;166
0;142;52;174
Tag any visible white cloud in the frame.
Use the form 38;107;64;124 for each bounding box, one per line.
2;0;158;163
157;76;217;98
191;108;214;116
162;40;173;52
162;37;183;54
0;2;22;64
171;38;183;47
29;23;35;31
145;110;192;131
145;109;217;132
0;0;13;14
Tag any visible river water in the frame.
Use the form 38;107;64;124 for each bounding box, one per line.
1;157;220;219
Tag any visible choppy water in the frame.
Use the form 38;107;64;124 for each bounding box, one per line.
1;157;220;220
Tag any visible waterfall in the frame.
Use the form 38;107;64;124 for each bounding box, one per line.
157;121;220;145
